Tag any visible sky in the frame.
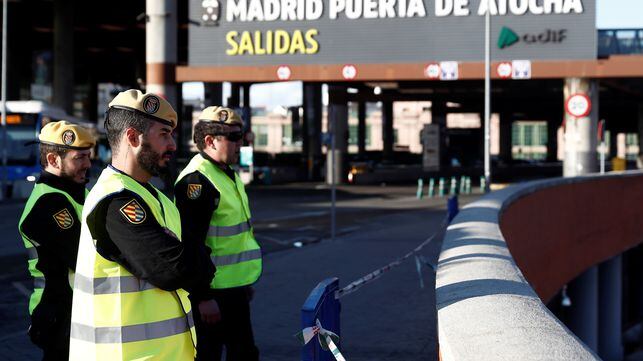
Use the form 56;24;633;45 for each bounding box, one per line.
183;0;643;109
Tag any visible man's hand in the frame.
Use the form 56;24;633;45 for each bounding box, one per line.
198;299;221;324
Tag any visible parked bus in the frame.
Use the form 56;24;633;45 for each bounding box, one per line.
1;101;97;197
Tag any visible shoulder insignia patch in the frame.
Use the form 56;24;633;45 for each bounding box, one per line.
119;199;146;224
187;184;202;200
53;209;74;229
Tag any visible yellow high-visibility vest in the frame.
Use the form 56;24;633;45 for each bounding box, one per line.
70;167;196;360
18;183;83;314
176;154;262;289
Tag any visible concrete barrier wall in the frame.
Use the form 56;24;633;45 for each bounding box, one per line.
435;171;643;361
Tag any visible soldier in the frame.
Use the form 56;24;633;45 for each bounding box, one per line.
69;90;215;360
19;120;95;361
175;106;262;360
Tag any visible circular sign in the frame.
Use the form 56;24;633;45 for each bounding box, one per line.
342;65;357;80
497;62;512;79
565;93;591;118
424;63;440;79
276;65;291;80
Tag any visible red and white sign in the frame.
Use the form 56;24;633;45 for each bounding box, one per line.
424;63;440;80
276;65;291;80
342;65;357;80
497;62;512;79
565;93;592;118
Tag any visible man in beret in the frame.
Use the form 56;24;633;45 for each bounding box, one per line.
69;90;215;360
18;120;95;360
175;106;261;361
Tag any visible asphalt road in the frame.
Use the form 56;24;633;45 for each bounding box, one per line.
0;183;480;360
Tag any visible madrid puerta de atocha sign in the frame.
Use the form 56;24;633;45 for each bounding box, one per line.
188;0;596;67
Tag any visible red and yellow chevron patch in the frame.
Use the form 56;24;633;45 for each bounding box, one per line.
52;209;74;229
187;184;202;200
119;199;146;224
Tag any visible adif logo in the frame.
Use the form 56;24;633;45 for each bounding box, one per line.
202;0;221;25
498;26;568;49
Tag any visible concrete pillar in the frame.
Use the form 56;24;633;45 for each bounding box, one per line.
53;0;74;114
547;118;559;162
637;103;643;169
228;83;240;108
204;82;223;106
327;86;349;184
567;266;599;352
563;78;599;177
303;83;322;180
382;100;394;162
499;112;512;163
431;101;448;167
598;255;624;361
358;101;366;155
146;0;177;107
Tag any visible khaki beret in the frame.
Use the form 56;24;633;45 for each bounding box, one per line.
39;121;96;150
198;106;243;126
108;89;178;129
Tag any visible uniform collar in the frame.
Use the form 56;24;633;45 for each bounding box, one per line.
200;152;236;181
37;170;86;204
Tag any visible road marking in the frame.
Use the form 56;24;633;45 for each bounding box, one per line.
12;282;31;298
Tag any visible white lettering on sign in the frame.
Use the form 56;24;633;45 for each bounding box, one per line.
225;0;584;22
477;0;583;16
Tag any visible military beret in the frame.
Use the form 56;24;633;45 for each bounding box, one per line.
39;121;96;150
108;89;178;129
198;106;243;126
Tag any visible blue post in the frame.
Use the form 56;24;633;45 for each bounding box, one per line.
447;195;459;222
302;278;341;361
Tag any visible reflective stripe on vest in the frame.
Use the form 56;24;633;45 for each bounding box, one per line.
175;154;262;289
207;219;252;238
70;167;195;360
70;312;194;344
19;182;84;315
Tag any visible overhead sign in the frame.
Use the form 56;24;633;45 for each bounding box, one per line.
424;63;441;79
276;65;292;80
342;64;357;79
440;61;459;80
497;62;512;78
565;93;591;117
189;0;596;67
512;60;531;79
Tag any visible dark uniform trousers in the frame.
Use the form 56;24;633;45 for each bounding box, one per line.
193;286;259;361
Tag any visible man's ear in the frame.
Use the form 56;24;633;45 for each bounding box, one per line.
125;128;142;148
204;134;216;150
46;152;61;169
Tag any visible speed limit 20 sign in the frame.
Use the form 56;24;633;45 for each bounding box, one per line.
565;93;592;118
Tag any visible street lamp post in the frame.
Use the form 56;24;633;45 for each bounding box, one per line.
483;0;491;192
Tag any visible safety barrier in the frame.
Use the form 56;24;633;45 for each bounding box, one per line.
436;170;643;360
300;197;458;360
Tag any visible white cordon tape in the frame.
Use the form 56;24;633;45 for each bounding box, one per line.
334;217;448;299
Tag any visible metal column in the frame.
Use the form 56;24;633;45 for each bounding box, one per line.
563;78;599;176
146;0;177;107
357;101;366;155
382;100;394;163
303;83;322;180
327;86;348;184
53;0;74;114
568;266;599;352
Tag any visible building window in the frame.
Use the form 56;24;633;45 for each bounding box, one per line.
282;124;292;146
349;125;372;146
255;125;268;146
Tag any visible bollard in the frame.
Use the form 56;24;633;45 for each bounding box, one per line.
438;178;445;197
479;176;486;193
459;176;466;194
302;278;341;361
447;195;459;222
416;178;424;199
465;177;471;194
449;177;457;196
428;178;435;198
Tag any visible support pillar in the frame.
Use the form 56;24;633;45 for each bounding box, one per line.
327;86;349;184
563;78;599;177
598;255;623;361
567;266;599;352
53;0;74;114
204;82;223;106
228;83;240;108
382;100;394;163
547;118;559;162
357;101;366;155
303;83;322;180
499;112;512;163
431;101;448;168
242;83;252;131
637;103;643;169
146;0;177;108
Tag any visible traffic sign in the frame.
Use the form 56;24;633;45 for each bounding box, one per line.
277;65;291;80
424;63;440;80
565;93;591;118
342;64;357;80
439;61;458;81
497;62;512;79
512;60;531;79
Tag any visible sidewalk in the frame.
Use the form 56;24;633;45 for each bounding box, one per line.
252;207;447;361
